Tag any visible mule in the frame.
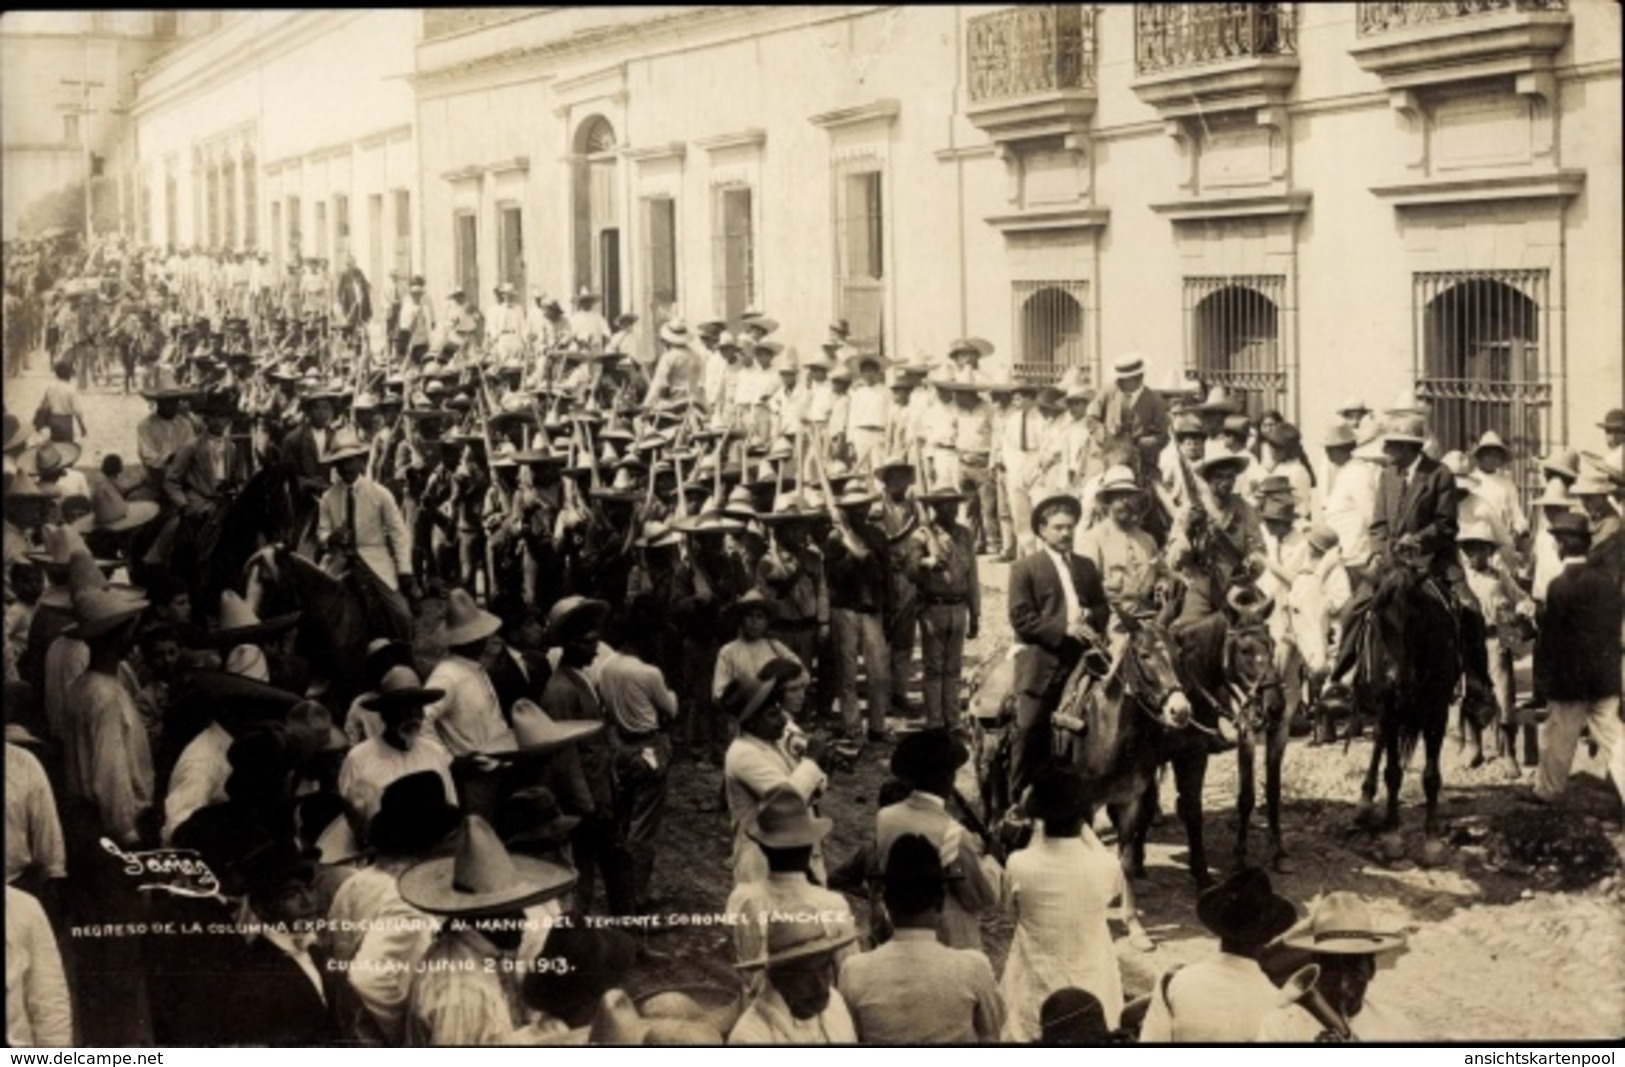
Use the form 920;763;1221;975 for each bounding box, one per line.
1354;558;1458;853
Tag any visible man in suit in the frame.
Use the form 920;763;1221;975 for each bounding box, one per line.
279;391;338;533
1326;412;1490;700
1086;354;1170;484
1007;492;1110;802
1522;512;1625;806
164;393;243;519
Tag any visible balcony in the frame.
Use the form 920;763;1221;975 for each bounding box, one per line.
965;4;1098;144
1132;4;1300;117
1349;0;1572;90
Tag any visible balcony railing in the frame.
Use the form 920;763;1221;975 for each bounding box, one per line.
1135;4;1298;75
967;4;1096;104
1357;0;1568;36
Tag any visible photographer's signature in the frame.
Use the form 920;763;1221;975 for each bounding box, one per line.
100;838;224;899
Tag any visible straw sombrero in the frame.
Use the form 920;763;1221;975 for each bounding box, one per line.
397;815;576;917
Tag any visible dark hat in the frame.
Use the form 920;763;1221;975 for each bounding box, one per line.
498;785;582;852
540;595;610;647
890;727;969;787
1040;988;1112;1045
368;770;462;858
1546;511;1590;539
724;657;804;726
747;786;833;849
1022;767;1090;823
1195;867;1298;946
1260;497;1297;524
521;925;639;1022
1030;493;1082;535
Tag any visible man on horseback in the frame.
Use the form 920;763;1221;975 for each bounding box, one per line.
1322;413;1493;712
1007;492;1111;803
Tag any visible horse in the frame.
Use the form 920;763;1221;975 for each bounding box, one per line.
1353;556;1458;859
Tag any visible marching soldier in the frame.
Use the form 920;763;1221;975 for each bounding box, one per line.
911;486;980;728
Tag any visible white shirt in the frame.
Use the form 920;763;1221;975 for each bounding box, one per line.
6;886;72;1047
1043;545;1082;631
337;736;457;825
1140;952;1283;1043
1257;993;1419;1042
422;655;508;757
847;383;889;431
161;721;233;844
1472;469;1529;539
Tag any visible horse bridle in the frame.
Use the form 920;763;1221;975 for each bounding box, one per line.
1224;623;1283;732
1108;621;1194;733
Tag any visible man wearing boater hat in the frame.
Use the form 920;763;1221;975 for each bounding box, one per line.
1140;867;1298;1042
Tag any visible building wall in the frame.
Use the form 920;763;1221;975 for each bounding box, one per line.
130;10;418;283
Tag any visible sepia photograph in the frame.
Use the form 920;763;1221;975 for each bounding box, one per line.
1;3;1621;1049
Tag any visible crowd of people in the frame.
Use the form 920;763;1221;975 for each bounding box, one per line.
4;232;1623;1047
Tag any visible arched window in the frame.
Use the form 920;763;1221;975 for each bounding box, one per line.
1012;281;1086;385
1416;271;1549;500
1186;276;1287;417
572;116;621;320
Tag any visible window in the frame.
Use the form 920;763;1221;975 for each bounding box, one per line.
333;194;350;263
1415;270;1551;505
165;166;177;248
206;165;220;248
64;114;80;145
1012;281;1088;385
393;189;411;278
314;201;328;259
642;195;678;360
242;151;257;249
1184;275;1289;418
271;200;282;268
498;204;525;295
287;194;301;259
455;211;479;304
368;194;384;291
835;166;885;355
221;160;236;248
712;185;755;328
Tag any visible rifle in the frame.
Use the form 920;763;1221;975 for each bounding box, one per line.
949;785;1007;866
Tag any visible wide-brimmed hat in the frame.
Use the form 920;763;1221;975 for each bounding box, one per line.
61;549;148;639
1457;519;1498;545
181;670;302;731
1306;525;1339;554
1191;386;1240;415
1281;892;1406;955
918;485;967;506
636;520;682;550
1597;409;1625;434
1196;440;1252;478
890;727;969;787
1472;430;1510;458
1031;492;1082;534
397;815;576;917
1570;468;1615;498
498;785;582;851
1260;497;1297;524
740;308;779;336
27;523;118;573
1221;414;1252;436
1196;868;1298;946
727;589;782;626
873;454;916;480
1547;511;1590;539
1171;412;1206;438
1095;465;1142;500
441;588;502;647
1531;478;1577;510
738;915;857;972
72;478;161;535
285;699;348;755
1265;423;1302;450
482;698;604;758
320;426;369;464
673;508;747;536
946;337;994;361
368;770;463;857
1380;413;1427;446
747;785;833;849
1322;422;1358;450
359;666;445;719
1540;447;1580;483
360;637;415;687
835;484;876;510
139;368;197;402
200;589;301;649
659;319;691;346
725;657;804;726
17;441;81;479
541;595;611;647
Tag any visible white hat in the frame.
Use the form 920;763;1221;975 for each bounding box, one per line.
1112;353;1146;380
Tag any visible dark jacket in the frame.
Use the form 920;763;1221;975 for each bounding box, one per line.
164;435;243;513
1008;548;1109;699
1369;454;1458;569
1538;558;1623;702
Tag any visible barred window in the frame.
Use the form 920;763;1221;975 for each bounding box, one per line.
642;195;678;361
835;166;885;356
1184;275;1288;417
712;185;755;330
1414;270;1550;504
1012;281;1088;386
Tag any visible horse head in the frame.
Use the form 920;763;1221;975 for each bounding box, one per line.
1225;619;1283;733
1115;613;1192;732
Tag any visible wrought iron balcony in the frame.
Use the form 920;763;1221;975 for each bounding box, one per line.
1356;0;1568;37
967;5;1096;104
1135;3;1298;75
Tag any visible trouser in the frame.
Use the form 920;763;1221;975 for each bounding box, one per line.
571;811;634;916
960;454;997;552
613;732;671;907
995;468;1014;555
458;529;486;596
848;427;886;475
1534;696;1625;804
886;581;919;708
833;606;889;734
679;637;726;757
774;620;820;686
1009;652;1079;808
919;601;969;728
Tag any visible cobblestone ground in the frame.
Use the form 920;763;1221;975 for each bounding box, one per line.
9;353;1621;1041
